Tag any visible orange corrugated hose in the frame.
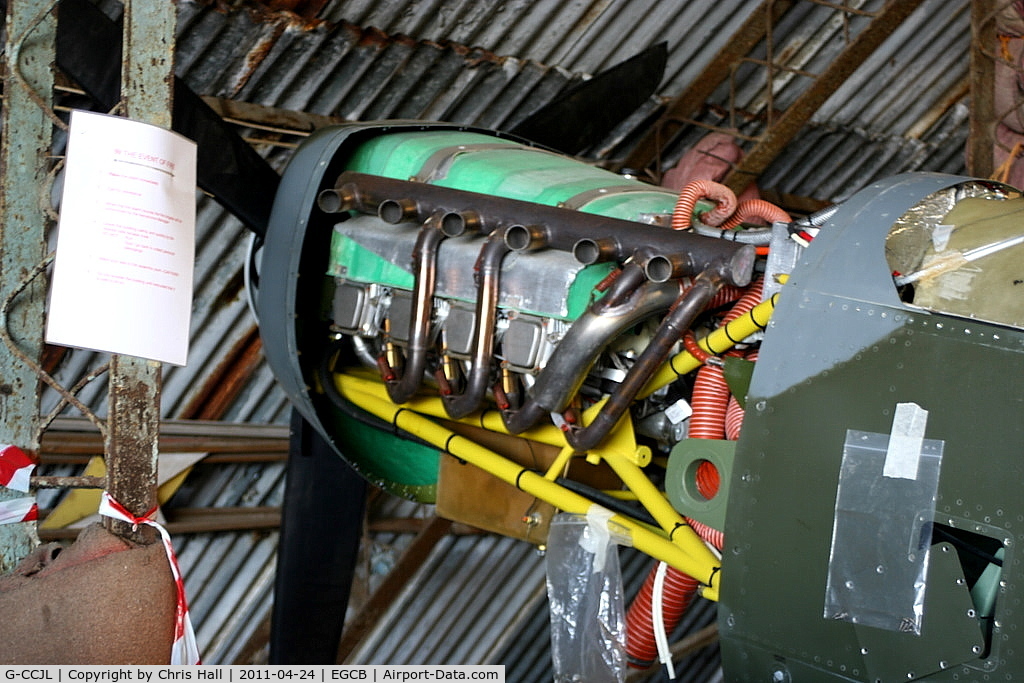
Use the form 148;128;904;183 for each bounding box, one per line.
625;280;764;670
624;564;701;667
724;396;744;442
623;519;723;668
693;279;764;499
722;278;765;326
721;198;791;230
724;349;757;441
706;284;747;311
670;179;738;229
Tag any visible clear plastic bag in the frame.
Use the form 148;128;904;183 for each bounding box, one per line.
824;422;944;635
545;511;627;683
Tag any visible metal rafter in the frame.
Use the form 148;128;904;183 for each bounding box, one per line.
617;0;930;196
723;0;931;192
969;0;997;178
615;0;795;176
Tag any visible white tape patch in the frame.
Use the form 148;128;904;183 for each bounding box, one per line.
931;224;955;251
582;505;615;573
884;402;928;480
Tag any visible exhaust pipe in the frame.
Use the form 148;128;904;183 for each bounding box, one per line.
501;261;683;434
320;172;756;288
323;173;752;441
565;269;722;451
440;226;516;418
377;212;448;404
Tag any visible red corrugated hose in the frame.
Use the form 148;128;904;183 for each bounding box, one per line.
625;280;764;669
722;199;791;230
670;179;738;229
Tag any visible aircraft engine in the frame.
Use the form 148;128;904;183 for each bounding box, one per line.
255;121;1024;680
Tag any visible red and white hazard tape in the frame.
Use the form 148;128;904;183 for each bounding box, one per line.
0;444;36;492
0;446;199;664
0;496;38;525
99;491;202;665
0;445;38;526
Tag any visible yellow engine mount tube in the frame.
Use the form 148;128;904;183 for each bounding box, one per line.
334;373;722;599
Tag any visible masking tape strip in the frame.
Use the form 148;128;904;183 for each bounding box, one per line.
883;402;928;480
583;504;615;573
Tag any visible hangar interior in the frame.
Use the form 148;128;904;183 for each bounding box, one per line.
0;0;1018;679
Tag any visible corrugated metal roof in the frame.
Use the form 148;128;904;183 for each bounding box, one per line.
313;0;758;100
24;0;984;671
604;0;971;190
346;533;547;665
174;2;585;132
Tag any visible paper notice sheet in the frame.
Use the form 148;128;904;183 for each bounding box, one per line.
46;110;198;366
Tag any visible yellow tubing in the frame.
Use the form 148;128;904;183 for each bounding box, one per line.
603;449;696;540
326;292;783;598
335;374;722;596
336;372;568;447
639;292;778;398
543;444;577;481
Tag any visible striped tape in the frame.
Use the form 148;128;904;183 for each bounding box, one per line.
99;491;201;665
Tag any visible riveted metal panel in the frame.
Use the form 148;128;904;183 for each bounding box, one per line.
722;176;1024;680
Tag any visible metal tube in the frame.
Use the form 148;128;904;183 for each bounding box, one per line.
382;213;446;404
643;253;689;283
504;223;548;251
441;227;511;419
441;210;483;237
335;379;722;588
103;0;177;544
573;237;624;265
693;223;773;245
317;184;360;214
639;293;778;398
502;262;682;433
378;198;421;224
31;475;107;489
566;271;722;452
332;172;756;287
0;0;55;568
